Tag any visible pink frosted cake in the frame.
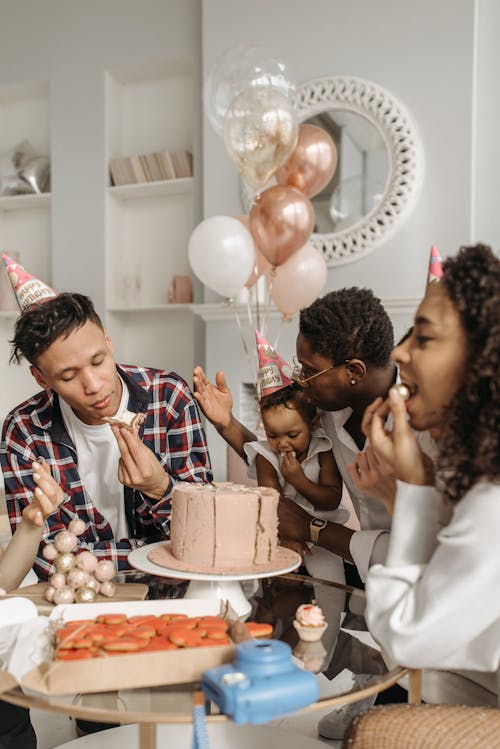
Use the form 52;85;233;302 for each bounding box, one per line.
148;482;299;574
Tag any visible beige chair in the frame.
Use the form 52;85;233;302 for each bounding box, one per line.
342;704;500;748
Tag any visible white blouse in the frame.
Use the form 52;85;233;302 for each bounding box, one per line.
366;480;500;673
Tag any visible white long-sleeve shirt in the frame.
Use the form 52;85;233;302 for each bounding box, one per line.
366;480;500;673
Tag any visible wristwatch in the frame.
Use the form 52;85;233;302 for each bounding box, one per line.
310;517;327;544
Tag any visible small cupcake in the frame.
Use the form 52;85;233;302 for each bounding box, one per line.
293;603;328;642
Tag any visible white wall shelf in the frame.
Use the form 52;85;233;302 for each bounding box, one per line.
108;303;192;313
0;192;51;211
104;59;199;379
106;178;194;201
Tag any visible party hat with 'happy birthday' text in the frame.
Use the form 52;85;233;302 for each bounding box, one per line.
1;253;57;312
256;330;294;398
427;245;444;285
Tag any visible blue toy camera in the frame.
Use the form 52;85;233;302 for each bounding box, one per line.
201;639;319;724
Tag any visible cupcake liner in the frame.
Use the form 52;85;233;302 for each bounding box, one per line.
293;619;328;642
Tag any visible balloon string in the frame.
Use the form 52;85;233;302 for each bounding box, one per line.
262;266;276;336
234;308;257;387
273;316;284;352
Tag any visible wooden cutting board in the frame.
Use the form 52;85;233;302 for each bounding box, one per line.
3;582;148;615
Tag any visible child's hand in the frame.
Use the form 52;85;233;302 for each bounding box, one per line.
280;451;304;486
23;459;64;527
193;366;233;430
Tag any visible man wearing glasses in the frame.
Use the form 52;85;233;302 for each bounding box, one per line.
193;287;398;584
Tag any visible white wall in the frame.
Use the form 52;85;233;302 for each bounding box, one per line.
201;0;500;478
0;0;201;315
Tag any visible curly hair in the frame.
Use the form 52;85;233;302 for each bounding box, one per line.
10;293;104;365
259;383;317;424
299;287;394;366
437;244;500;502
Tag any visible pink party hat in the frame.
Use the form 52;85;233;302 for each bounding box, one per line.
256;330;294;398
1;253;57;312
427;246;443;285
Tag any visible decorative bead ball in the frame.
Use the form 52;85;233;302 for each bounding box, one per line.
84;576;100;594
99;581;115;598
44;585;56;602
94;559;115;582
66;569;90;589
74;587;97;604
49;572;67;589
68;518;86;536
53;552;77;574
54;531;78;554
76;551;98;573
42;543;59;561
53;586;74;605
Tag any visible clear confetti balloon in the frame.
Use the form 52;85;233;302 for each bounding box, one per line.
224;87;298;189
204;45;295;137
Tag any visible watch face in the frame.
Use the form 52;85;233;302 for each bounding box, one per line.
311;518;326;528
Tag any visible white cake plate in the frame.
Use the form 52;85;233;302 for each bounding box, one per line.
128;542;301;620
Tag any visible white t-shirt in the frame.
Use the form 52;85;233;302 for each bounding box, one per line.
59;378;129;541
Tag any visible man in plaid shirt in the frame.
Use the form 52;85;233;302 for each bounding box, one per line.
1;292;212;580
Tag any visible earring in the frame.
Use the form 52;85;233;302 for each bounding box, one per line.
350;379;356;386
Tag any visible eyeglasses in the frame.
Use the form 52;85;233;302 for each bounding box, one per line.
292;356;349;386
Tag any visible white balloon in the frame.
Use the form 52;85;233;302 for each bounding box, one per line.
188;216;255;299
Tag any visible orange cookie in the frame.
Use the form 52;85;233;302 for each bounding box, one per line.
101;636;146;652
128;615;160;626
96;614;128;625
56;648;95;660
168;628;206;648
159;613;188;623
141;637;178;652
245;622;273;638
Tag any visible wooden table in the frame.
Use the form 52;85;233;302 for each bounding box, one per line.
0;572;420;749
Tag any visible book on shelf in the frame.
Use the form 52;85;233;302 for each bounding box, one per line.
171;150;193;178
109;157;135;186
129;154;148;183
144;152;163;182
157;149;176;179
109;149;193;186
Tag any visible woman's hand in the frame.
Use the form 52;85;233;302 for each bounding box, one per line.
347;446;397;514
24;459;64;527
363;388;434;486
193;366;233;430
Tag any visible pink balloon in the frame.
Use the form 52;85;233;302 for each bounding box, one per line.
269;243;327;318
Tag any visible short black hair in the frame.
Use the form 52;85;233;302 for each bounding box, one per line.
10;293;104;365
299;287;394;366
259;383;317;424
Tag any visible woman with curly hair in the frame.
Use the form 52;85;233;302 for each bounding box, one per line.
365;243;500;673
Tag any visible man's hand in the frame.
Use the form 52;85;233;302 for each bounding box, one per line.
111;426;170;500
363;389;433;486
347;446;397;515
192;366;233;430
278;495;310;543
279;451;305;487
25;458;64;527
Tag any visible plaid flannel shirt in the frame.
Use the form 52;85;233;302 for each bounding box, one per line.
1;364;212;580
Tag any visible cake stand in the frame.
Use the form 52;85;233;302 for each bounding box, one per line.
128;542;301;619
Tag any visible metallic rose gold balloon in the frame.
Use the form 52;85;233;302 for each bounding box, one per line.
249;185;314;267
275;124;338;198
